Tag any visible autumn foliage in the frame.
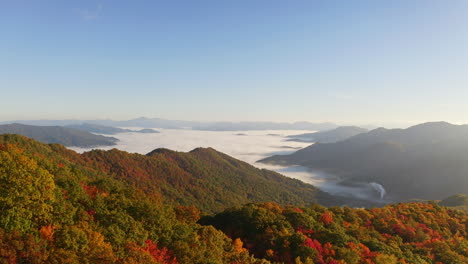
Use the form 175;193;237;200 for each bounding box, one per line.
202;202;467;264
0;135;466;264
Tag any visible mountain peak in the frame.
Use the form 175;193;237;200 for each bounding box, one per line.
146;148;177;156
189;147;220;156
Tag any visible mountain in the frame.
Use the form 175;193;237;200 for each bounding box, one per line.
286;126;368;143
66;123;159;135
439;194;468;211
0;134;372;213
79;147;374;213
260;122;468;201
0;123;117;147
0;134;264;264
0;134;465;264
1;117;338;131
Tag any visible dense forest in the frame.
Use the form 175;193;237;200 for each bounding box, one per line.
202;202;467;264
0;134;466;263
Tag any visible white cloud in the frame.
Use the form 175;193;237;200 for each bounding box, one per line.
74;4;103;21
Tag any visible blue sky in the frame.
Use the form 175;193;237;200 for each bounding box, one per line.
1;0;468;126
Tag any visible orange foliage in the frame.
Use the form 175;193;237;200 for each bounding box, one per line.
144;240;178;264
320;212;333;225
39;225;55;241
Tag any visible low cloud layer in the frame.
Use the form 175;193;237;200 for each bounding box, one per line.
70;128;386;202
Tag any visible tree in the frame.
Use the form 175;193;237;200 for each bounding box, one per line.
0;147;55;231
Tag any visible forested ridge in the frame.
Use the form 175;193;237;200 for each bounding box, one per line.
0;134;466;264
0;123;118;147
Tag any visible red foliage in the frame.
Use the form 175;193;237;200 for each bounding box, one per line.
296;227;314;236
87;210;96;216
303;237;325;263
320;212;333;225
294;207;304;213
144;240;178;264
81;183;99;199
322;242;335;257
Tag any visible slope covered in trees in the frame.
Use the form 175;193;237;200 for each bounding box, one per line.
202;202;467;264
0;123;117;147
0;134;368;214
260;122;468;201
0;134;466;264
439;194;468;212
79;147;373;213
0;134;265;263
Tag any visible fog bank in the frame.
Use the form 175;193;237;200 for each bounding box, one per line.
69;128;387;202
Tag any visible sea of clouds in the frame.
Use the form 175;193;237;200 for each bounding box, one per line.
69;128;386;201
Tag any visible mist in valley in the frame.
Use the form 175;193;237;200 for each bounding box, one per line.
69;128;387;202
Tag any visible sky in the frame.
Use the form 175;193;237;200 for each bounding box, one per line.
1;0;468;126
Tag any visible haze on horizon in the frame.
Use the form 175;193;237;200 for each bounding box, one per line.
1;1;468;126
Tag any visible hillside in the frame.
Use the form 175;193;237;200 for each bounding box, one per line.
201;202;467;264
76;147;373;212
0;134;466;264
0;123;118;147
0;134;264;264
0;135;372;214
286;126;368;143
439;194;468;212
260;122;468;201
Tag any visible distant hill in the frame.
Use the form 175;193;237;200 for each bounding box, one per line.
439;194;468;211
1;117;338;131
0;123;117;147
286;126;368;143
66;123;159;134
260;122;468;201
81;147;376;213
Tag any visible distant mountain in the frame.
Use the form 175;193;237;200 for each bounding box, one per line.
260;122;468;201
0;123;117;147
190;121;337;131
1;117;338;131
286;126;368;143
439;194;468;211
66;123;159;134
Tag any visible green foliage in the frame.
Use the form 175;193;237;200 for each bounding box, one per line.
203;202;467;264
0;145;55;231
0;135;263;264
0;135;466;264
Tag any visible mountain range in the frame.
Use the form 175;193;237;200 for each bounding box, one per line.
260;122;468;201
66;123;159;135
286;126;368;143
0;117;338;131
0;123;118;147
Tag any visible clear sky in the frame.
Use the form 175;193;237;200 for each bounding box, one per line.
1;0;468;126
